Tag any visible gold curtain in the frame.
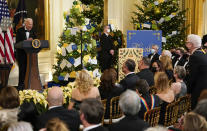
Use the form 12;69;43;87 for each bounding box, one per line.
185;0;205;36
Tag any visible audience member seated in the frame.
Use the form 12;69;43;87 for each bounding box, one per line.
135;79;161;119
120;59;139;90
36;87;80;131
150;60;163;74
171;66;187;99
194;99;207;120
7;121;33;131
109;90;149;131
0;87;20;128
80;98;108;131
137;57;154;86
160;55;174;81
144;126;168;131
183;112;207;131
39;118;69;131
18;101;39;130
68;70;100;110
154;72;175;125
148;44;160;64
98;68;124;119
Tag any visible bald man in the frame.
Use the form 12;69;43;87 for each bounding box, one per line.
16;18;37;90
36;87;80;131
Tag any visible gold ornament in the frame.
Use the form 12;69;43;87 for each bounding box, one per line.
154;7;161;14
158;0;164;3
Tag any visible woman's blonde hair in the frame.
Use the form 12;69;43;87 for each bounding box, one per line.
184;112;207;131
75;70;94;95
154;72;170;93
46;118;69;131
160;55;173;70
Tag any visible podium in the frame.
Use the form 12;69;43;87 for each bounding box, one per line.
15;40;49;90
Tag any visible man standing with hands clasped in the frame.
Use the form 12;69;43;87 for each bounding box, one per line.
99;25;114;72
16;18;36;90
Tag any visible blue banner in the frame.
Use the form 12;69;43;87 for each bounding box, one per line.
127;30;162;56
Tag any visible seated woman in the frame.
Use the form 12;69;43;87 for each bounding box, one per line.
171;66;187;100
0;87;20;128
160;55;174;81
154;72;175;125
135;79;161;119
98;68;124;119
68;70;100;110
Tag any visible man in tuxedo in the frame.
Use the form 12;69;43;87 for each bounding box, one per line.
148;44;160;64
120;59;139;90
137;57;154;87
80;98;108;131
36;87;80;131
108;90;149;131
186;34;207;109
99;25;114;72
16;18;36;90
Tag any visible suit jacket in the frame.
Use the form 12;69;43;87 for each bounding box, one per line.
187;49;207;109
136;68;154;87
119;73;140;90
173;56;187;67
87;126;108;131
36;106;80;131
148;53;160;63
16;27;36;43
108;115;149;131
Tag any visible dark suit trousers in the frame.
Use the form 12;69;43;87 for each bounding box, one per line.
16;49;27;89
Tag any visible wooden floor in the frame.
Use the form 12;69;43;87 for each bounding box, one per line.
8;51;56;86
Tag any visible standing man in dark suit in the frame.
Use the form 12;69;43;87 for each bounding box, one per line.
99;25;114;72
108;90;149;131
172;48;187;67
36;87;80;131
16;18;36;90
80;98;108;131
137;57;154;87
148;44;160;64
120;59;139;90
186;34;207;109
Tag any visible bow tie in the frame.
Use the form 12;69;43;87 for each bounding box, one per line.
25;30;29;32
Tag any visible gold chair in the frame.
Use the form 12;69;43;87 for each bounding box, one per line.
144;107;161;127
164;101;179;126
104;96;124;124
177;95;191;118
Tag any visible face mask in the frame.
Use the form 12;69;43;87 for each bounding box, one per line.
107;29;110;33
151;49;155;54
151;67;157;73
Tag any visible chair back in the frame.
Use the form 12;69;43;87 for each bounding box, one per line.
109;96;123;124
177;95;191;118
164;101;179;126
144;107;161;127
101;99;107;125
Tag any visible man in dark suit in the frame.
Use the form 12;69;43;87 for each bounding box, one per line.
99;25;114;72
137;57;154;87
36;87;80;131
108;90;149;131
120;59;139;90
148;44;160;64
80;98;108;131
186;34;207;109
16;18;36;90
172;48;187;67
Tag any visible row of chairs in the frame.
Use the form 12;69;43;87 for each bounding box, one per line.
144;95;191;127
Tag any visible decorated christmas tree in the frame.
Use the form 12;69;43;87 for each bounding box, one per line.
52;1;100;83
132;0;188;49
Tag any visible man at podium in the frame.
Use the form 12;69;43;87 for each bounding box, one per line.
16;18;36;90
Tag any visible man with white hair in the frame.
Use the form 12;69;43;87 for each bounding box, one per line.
109;90;149;131
186;34;207;109
16;18;36;90
148;44;160;63
36;87;80;131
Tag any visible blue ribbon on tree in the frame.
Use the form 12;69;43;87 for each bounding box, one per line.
91;23;97;27
66;15;70;22
72;44;78;50
68;57;75;64
96;41;100;47
86;24;92;30
58;76;65;81
84;44;87;51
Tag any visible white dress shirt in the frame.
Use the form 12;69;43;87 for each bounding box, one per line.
25;27;30;40
83;124;101;131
